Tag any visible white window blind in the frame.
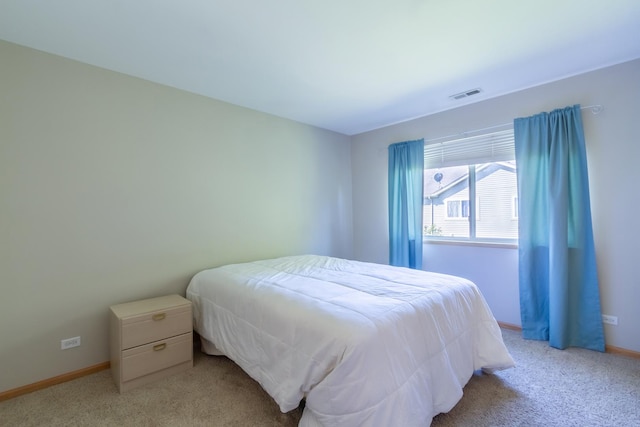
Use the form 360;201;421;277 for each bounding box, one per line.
424;128;515;168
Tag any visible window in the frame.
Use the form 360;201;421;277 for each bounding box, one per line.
446;199;469;218
423;129;518;243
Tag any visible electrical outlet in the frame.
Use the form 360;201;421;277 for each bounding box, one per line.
602;315;618;326
61;336;81;350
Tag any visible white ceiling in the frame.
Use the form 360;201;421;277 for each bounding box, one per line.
2;1;640;135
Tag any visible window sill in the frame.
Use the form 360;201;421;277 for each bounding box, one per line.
423;238;518;249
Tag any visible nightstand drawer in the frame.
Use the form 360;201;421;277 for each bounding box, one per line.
121;304;191;349
121;332;192;382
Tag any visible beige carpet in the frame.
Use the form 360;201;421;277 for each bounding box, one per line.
1;329;639;426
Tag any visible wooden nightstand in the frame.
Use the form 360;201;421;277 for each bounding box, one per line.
109;294;193;392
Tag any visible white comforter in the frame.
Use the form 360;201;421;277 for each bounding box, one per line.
186;255;514;426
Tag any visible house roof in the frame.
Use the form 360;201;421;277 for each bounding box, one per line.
1;1;639;135
425;162;516;198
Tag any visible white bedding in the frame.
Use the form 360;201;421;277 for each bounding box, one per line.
186;255;514;426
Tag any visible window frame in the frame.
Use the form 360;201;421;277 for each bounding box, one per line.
423;128;517;245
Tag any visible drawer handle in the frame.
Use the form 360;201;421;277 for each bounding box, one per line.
153;343;167;352
152;313;166;321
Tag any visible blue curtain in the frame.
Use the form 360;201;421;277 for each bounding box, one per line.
514;105;604;351
388;139;424;269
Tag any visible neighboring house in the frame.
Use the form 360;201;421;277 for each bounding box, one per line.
423;162;518;239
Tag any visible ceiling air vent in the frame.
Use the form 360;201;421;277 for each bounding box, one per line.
450;88;482;100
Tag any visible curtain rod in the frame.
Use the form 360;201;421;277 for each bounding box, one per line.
423;104;603;145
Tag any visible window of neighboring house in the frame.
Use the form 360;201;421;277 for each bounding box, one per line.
444;198;480;220
423;128;518;243
445;199;469;219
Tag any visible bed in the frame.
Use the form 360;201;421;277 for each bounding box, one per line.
186;255;514;426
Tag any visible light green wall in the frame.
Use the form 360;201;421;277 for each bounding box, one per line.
0;40;353;392
351;58;640;352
